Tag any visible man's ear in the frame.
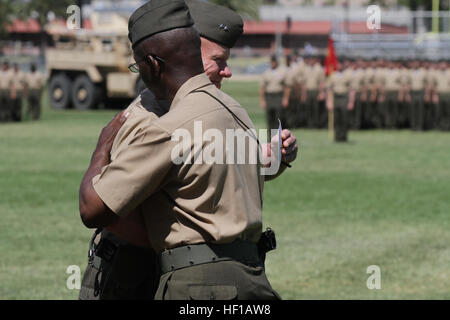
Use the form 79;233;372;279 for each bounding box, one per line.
147;55;161;78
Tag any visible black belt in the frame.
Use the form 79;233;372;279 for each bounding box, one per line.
159;239;261;275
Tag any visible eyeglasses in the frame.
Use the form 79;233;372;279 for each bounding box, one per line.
128;54;166;73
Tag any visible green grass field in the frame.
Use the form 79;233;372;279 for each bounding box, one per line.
0;80;449;299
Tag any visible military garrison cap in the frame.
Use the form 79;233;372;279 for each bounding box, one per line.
186;0;243;48
128;0;194;48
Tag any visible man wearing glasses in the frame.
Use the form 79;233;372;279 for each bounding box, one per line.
79;0;298;300
79;0;248;300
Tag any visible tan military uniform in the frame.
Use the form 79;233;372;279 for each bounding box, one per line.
25;71;45;120
94;73;263;249
10;70;26;121
305;63;325;128
288;61;307;127
11;71;26;93
424;68;439;130
79;93;168;301
382;68;401;129
284;63;301;128
92;73;277;299
347;67;365;129
369;67;388;128
363;67;379;128
328;71;352;142
261;65;287;129
328;71;352;95
435;69;450;130
261;66;286;94
408;68;427;130
25;71;45;90
0;69;13;121
397;67;412;128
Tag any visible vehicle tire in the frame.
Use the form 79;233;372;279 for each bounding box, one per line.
49;73;72;109
71;75;101;110
135;77;146;97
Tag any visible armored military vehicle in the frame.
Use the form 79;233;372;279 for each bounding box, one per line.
45;12;145;110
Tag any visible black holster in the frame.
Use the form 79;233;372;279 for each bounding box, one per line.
257;227;277;262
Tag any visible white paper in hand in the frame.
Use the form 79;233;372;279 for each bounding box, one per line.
274;119;282;173
261;119;282;176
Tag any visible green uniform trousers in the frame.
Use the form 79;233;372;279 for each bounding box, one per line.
78;230;160;300
0;90;11;122
317;98;328;129
27;89;42;120
287;96;299;129
396;100;409;129
439;93;450;131
10;94;22;122
349;93;362;130
410;90;424;131
265;92;285;130
306;90;319;128
155;259;281;300
334;93;349;142
383;91;398;129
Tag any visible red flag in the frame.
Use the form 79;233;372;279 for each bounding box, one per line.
325;36;338;77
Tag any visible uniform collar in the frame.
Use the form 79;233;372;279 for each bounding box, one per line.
170;73;212;111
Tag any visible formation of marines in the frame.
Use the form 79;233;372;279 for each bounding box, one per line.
0;62;45;122
261;55;450;141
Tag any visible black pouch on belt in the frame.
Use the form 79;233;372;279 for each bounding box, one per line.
257;227;277;262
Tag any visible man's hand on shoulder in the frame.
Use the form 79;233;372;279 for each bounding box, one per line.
95;110;130;157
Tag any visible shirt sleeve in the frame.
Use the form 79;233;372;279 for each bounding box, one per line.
285;69;295;87
92;123;174;217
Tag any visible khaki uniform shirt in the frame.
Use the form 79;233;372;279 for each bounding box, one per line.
425;69;439;91
305;63;324;91
347;68;365;92
374;67;387;89
0;70;13;90
261;66;286;93
409;69;427;91
285;64;299;88
11;71;26;93
364;67;376;87
398;68;411;87
328;71;352;94
294;61;307;88
284;61;306;100
25;71;45;90
425;69;438;91
93;73;264;253
435;70;450;93
384;68;401;92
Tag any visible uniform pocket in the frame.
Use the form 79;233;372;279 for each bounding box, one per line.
188;285;238;300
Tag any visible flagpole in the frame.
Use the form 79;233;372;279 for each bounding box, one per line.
328;91;334;141
325;36;338;142
432;0;440;34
